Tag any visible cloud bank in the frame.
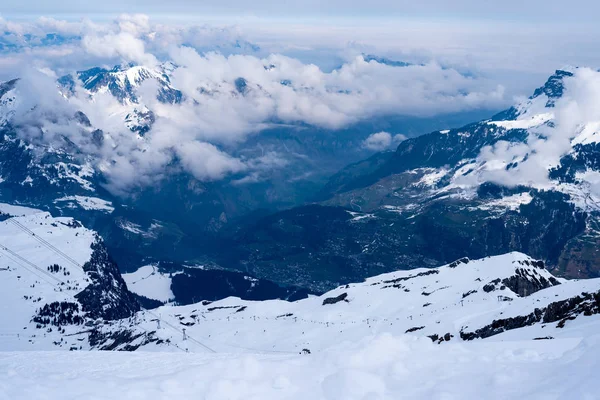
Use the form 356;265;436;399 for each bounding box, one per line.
0;14;511;194
454;68;600;195
362;132;406;151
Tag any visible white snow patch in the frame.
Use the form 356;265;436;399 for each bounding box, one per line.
488;112;554;130
571;121;600;145
123;265;174;303
117;220;160;238
477;192;534;211
346;211;376;222
55;196;114;213
1;331;600;399
416;168;447;187
53;162;95;191
0;203;43;217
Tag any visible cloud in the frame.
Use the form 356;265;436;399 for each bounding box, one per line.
0;14;522;195
454;67;600;192
82;32;158;66
176;141;246;181
362;131;406;151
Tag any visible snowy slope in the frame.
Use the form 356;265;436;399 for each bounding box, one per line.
2;332;600;400
0;200;599;356
440;68;600;211
1;204;600;398
86;252;600;354
0;203;139;351
123;264;174;303
2;253;600;399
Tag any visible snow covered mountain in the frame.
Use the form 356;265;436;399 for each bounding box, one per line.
2;65;600;295
232;67;600;287
1;200;600;400
105;251;600;353
0;60;493;279
0;203;140;351
1;204;599;353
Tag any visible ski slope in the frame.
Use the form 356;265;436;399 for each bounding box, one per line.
92;252;600;355
0;204;95;350
0;203;138;351
1;330;599;400
1;202;600;398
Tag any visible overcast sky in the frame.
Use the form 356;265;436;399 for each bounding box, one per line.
2;0;596;22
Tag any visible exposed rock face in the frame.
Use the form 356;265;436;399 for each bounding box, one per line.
448;258;469;268
460;290;600;340
501;266;561;297
322;292;348;305
75;239;140;321
88;328;160;351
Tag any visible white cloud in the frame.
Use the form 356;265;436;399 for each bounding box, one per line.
176;141;246;181
362;131;406;151
82;32;158;67
452;68;600;192
1;14;551;194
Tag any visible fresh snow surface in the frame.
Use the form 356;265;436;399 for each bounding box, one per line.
475;192;534;211
0;203;43;217
0;206;96;350
416;168;448;187
123;265;174;302
1;331;600;400
571;121;600;146
54;195;114;213
110;252;587;354
1;204;600;398
487;112;554;130
52;162;95;191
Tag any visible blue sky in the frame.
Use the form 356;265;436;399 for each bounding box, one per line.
1;0;595;22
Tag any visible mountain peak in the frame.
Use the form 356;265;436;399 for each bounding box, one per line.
530;68;575;106
58;62;182;106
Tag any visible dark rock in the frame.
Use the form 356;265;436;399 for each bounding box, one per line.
461;290;600;340
448;257;469;268
73;111;92;127
75;239;140;320
322;292;348;305
501;267;560;297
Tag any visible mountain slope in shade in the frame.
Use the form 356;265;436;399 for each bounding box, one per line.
254;68;600;283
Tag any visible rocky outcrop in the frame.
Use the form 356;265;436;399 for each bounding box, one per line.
88;328;160;351
460;290;600;340
322;292;349;305
501;266;561;297
75;238;140;321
